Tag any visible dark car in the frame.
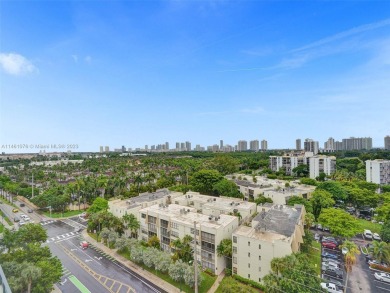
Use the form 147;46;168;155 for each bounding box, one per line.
20;203;25;207
27;209;33;213
323;268;343;279
322;252;341;260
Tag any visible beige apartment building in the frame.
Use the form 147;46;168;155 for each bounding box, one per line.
366;159;390;185
309;155;336;179
232;204;305;283
138;203;239;275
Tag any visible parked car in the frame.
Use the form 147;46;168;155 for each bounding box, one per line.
364;229;373;240
321;282;343;293
324;227;330;232
365;216;372;221
322;242;338;249
373;233;381;241
322;261;341;271
322;252;341;260
311;222;317;229
374;272;390;283
12;208;18;213
20;203;25;207
323;267;343;279
27;208;33;213
342;247;348;255
317;224;323;230
14;216;20;222
315;233;320;241
322;276;344;289
322;236;340;244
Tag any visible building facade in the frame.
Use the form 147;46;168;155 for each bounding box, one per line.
261;140;268;151
296;139;301;150
304;139;319;155
385;136;390;150
232;204;305;283
366;160;390;185
250;140;259;152
238;140;248;151
308;155;336;179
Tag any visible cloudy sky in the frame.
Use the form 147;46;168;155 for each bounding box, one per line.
1;1;389;152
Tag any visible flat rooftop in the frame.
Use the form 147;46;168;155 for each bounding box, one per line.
254;204;303;237
140;204;237;228
110;188;176;209
233;225;289;242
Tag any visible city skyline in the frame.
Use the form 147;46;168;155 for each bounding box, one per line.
1;2;390;153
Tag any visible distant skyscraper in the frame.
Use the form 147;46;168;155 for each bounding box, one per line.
185;141;191;151
249;140;259;151
151;145;156;150
324;137;335;152
342;137;372;150
304;139;319;155
145;145;148;150
176;142;180;150
99;146;103;153
165;142;169;150
296;139;301;150
220;140;223;149
261;140;268;151
237;140;248;151
385;136;390;150
122;145;126;152
181;142;185;150
104;146;109;152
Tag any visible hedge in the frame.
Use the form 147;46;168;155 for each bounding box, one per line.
233;274;265;290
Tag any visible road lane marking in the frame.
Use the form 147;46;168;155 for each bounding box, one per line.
69;275;91;293
377;286;390;292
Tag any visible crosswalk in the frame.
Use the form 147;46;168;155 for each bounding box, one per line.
46;231;80;243
40;220;56;226
61;218;86;229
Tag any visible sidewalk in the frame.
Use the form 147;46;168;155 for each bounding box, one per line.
82;230;181;293
207;271;224;293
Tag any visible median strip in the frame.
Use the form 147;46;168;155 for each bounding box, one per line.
69;275;91;293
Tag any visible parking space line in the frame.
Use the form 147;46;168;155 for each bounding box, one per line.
377;286;390;292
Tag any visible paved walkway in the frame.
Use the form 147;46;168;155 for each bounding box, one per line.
82;230;181;293
207;271;224;293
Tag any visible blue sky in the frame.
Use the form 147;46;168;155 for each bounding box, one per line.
1;1;389;153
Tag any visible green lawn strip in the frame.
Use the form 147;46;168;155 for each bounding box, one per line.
0;210;13;226
68;275;91;293
0;197;18;208
357;219;382;234
307;243;321;276
0;223;4;233
42;209;85;218
215;276;260;293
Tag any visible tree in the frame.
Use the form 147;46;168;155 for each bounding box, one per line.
310;190;335;220
114;235;128;253
148;235;160;249
340;240;360;290
168;260;187;283
88;197;108;213
293;165;309;177
21;263;42;293
171;235;193;263
143;247;158;269
254;195;273;205
369;241;390;264
155;252;171;274
286;196;313;213
304;212;315;229
217;239;232;270
318;208;360;238
208;155;239;175
108;231;118;247
263;253;323;293
190;170;223;195
122;213;140;238
184;264;203;288
381;221;390;242
300;230;314;253
18;223;48;245
212;179;242;198
130;245;144;263
316;181;347;202
100;227;110;244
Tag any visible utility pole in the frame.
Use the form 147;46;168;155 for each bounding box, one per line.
32;172;34;198
193;221;198;293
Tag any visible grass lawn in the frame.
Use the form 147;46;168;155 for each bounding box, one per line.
307;241;321;276
215;276;261;293
0;209;13;226
357;218;382;234
0;223;4;233
42;209;85;218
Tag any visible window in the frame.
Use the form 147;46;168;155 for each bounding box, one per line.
248;241;250;246
170;222;178;229
248;252;250;257
248;274;250;279
259;278;261;282
233;236;237;243
259;255;261;260
248;263;250;268
233;267;237;274
233;246;237;254
233;257;237;264
141;213;146;219
259;244;261;249
259;267;261;272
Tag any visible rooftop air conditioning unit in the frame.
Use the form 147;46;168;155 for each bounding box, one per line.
209;216;213;220
214;198;216;201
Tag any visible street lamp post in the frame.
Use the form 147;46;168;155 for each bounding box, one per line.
193;221;198;293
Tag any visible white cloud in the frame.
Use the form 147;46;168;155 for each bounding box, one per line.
85;55;92;63
0;52;37;76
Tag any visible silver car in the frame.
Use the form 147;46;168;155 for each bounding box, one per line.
374;272;390;283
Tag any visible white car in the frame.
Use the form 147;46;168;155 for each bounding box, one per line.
373;233;381;241
342;247;348;255
374;272;390;283
315;233;320;241
320;282;343;293
364;229;373;240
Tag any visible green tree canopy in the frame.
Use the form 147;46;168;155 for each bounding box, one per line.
212;179;242;198
190;170;223;195
88;197;109;213
318;208;360;238
310;190;335;220
316;181;347;202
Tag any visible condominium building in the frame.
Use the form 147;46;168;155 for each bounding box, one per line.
104;146;110;152
165;142;169;150
139;204;239;275
308;155;336;179
250;140;259;152
176;142;180;150
185;141;191;151
269;153;312;176
385;136;390;150
341;137;372;150
238;140;248;151
173;191;257;223
304;139;319;155
181;142;185;150
296;139;301;150
261;140;268;151
366;160;390;185
99;146;104;153
232;204;305;283
220;140;223;149
324;137;335;152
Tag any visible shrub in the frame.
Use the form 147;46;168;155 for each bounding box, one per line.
370;263;390;273
225;268;232;276
233;274;265;290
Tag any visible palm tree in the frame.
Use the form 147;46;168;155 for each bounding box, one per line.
370;241;390;264
21;263;42;293
340;240;360;293
123;213;140;238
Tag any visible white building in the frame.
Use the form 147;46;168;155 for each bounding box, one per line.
261;140;268;151
324;137;335;152
304;139;319;155
309;155;336;179
250;140;259;152
238;140;248;151
366;160;390;185
269;152;313;176
232;204;305;283
139;204;239;275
